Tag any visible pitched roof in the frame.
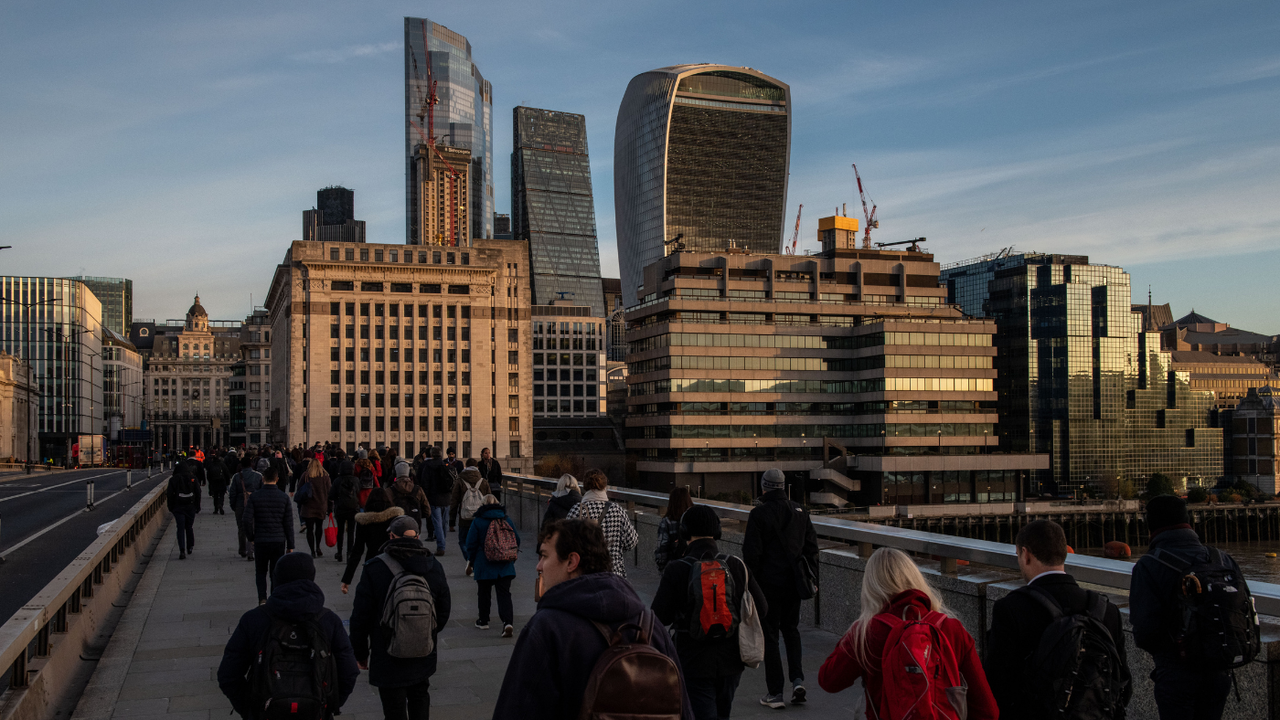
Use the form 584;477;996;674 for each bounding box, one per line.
1174;310;1219;326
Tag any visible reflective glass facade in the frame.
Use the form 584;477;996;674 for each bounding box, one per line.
512;107;604;316
615;65;790;306
68;276;132;336
405;18;493;243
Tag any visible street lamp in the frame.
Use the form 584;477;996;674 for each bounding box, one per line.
2;293;59;465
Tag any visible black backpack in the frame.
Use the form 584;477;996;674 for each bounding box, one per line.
1021;586;1128;720
1150;546;1261;670
250;616;339;720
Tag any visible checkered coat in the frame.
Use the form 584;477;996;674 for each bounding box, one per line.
566;499;639;577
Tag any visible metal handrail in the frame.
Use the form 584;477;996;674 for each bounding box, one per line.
504;473;1280;616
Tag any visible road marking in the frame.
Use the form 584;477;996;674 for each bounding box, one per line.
0;473;171;561
0;471;122;505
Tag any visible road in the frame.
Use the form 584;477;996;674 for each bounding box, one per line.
0;467;173;624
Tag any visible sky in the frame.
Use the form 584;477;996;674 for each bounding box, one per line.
1;1;1277;331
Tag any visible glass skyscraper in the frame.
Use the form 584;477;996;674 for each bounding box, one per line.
405;17;493;243
512;107;604;316
67;276;132;336
614;65;791;307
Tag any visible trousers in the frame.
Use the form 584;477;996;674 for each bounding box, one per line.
457;518;473;560
686;673;743;720
302;517;324;554
234;507;249;556
253;542;286;601
761;590;804;695
1152;662;1231;720
378;678;430;720
172;507;196;553
429;505;447;552
335;513;356;556
477;576;513;626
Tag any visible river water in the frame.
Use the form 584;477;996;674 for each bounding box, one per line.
1098;541;1280;585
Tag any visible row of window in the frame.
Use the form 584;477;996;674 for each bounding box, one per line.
534;400;600;414
630;377;995;396
329;392;522;409
331;324;472;341
326;415;520;433
533;368;598;382
330;281;471;295
329;302;474;318
533;337;602;351
533;384;599;397
329;347;476;364
329;247;471;266
630;333;852;353
634;400;991;416
640;422;995;439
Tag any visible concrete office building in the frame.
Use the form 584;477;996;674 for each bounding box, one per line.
1230;386;1280;494
625;216;1047;500
602;278;627;361
512;107;605;316
304;187;367;244
68;276;133;337
102;329;144;442
942;253;1223;495
531;301;618;469
493;213;512;240
615;65;791;307
405;17;493;244
0;354;36;462
265;239;533;470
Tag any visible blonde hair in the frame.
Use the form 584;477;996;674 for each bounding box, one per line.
851;548;947;668
555;474;581;496
304;459;328;480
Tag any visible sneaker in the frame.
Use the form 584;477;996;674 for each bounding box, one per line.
316;549;324;558
179;552;187;560
258;599;266;606
760;694;785;709
502;624;513;638
334;553;343;562
791;684;807;705
465;562;473;577
474;620;490;630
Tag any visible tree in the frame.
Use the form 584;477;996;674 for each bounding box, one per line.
1141;473;1176;501
1231;479;1258;501
1186;486;1209;504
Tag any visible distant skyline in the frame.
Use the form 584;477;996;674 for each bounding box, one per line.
1;1;1277;331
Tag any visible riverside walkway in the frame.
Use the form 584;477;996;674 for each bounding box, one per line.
71;507;852;720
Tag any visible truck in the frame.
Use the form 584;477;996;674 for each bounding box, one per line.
75;434;105;468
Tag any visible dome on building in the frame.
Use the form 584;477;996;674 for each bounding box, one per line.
187;295;208;318
185;294;209;332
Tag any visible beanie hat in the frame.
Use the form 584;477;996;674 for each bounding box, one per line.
1146;494;1189;532
357;449;368;460
681;505;721;539
389;516;419;537
273;553;316;586
761;468;786;491
255;458;270;472
395;460;412;478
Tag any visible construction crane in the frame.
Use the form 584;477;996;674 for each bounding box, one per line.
852;163;878;248
784;204;803;254
408;26;464;247
875;237;926;252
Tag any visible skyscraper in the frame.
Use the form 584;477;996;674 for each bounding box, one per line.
303;186;366;243
512;106;605;316
405;17;493;245
67;276;132;336
615;64;791;306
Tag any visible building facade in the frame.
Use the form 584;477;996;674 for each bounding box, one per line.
0;354;36;462
102;329;144;442
304;186;367;244
532;302;607;419
1230;386;1279;494
236;308;272;446
615;64;792;307
405;17;493;243
265;238;533;470
68;276;133;337
625;216;1047;499
602;277;627;361
512;106;605;315
1159;311;1279;373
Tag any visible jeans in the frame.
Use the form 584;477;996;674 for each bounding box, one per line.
253;542;287;601
302;517;324;554
457;518;473;560
172;507;196;554
377;678;430;720
761;590;804;696
430;506;447;552
1152;663;1231;720
234;508;248;555
477;577;513;626
335;513;356;556
686;673;742;720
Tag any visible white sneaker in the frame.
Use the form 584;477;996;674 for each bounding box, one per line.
502;624;513;638
760;694;785;709
474;620;489;630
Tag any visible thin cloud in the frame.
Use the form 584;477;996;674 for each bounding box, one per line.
291;42;398;64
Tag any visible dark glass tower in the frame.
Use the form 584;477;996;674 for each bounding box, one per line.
512;107;604;316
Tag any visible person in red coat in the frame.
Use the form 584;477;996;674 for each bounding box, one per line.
818;547;998;720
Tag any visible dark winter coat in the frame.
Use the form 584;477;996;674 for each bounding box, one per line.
492;572;693;720
186;458;207;486
540;491;580;529
296;472;332;520
206;459;229;496
742;489;819;598
166;464;202;512
651;538;768;678
389;478;431;529
464;504;520;581
331;463;360;517
217;579;359;719
479;457;503;498
341;504;405;585
229;469;263;513
243;484;295;549
415;458;450;507
349;537;451;687
222;454;239;485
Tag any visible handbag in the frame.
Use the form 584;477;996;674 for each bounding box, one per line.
323;513;338;547
738;560;765;668
794;555;818;600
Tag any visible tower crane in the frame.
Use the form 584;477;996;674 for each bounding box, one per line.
852;163;878;248
784;204;803;254
408;26;463;247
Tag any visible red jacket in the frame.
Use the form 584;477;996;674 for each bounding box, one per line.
819;589;998;720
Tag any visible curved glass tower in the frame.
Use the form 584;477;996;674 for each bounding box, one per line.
614;64;791;306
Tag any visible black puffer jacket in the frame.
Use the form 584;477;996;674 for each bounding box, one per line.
341;499;405;585
243;484;294;549
742;489;818;597
166;463;202;512
541;491;581;529
331;461;361;517
206;458;229;496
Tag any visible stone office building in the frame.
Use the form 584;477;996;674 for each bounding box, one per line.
265;239;533;471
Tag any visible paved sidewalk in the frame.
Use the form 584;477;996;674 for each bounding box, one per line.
82;507;862;720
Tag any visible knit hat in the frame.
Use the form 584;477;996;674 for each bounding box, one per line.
761;468;786;491
273;553;316;585
255;458;270;472
681;505;721;540
389;516;419;537
1146;494;1189;533
357;449;368;460
395;460;412;478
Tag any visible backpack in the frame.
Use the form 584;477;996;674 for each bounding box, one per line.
1149;546;1261;670
874;609;966;720
357;477;379;509
377;553;438;658
294;480;314;506
249;616;338;720
334;476;360;515
579;613;684;720
460;480;485;520
680;553;740;641
393;487;424;526
484;517;519;563
1020;586;1127;720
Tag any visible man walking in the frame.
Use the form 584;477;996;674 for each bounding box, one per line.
206;450;230;515
985;519;1130;719
166;459;202;560
478;447;503;502
417;447;451;557
229;455;264;561
242;467;295;604
742;469;817;709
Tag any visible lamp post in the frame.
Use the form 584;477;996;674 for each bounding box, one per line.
2;293;59;465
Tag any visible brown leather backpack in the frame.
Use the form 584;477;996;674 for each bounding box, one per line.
578;612;684;720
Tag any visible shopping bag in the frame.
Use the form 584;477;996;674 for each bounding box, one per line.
324;513;338;547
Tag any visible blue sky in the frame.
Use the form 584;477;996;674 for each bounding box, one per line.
2;1;1277;331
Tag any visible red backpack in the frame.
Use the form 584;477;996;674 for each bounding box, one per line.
484;517;519;563
681;554;740;640
873;609;967;720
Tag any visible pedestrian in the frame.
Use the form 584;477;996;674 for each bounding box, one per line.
229;455;264;561
565;468;638;577
742;468;818;709
492;519;692;720
985;519;1130;719
206;452;229;515
295;456;333;558
464;494;519;637
367;448;383;485
217;553;359;720
389;461;431;531
355;459;381;508
655;486;694;572
418;447;453;557
349;516;451;720
1130;495;1259;720
478;447;503;502
166;459;202;559
242;467;296;605
450;466;490;574
540;473;581;529
331;458;360;562
341;487;404;593
819;548;998;719
381;449;399;489
652;505;768;720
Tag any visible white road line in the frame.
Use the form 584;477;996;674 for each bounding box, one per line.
0;471;122;505
0;473;170;561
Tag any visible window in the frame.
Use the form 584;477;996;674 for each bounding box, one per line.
333;280;354;291
510;441;521;458
508;328;519;342
331;416;340;432
361;416;370;431
346;416;355;431
508;351;519;364
509;395;519;408
374;249;384;262
509;417;520;432
360;248;369;261
330;248;340;261
331;393;340;407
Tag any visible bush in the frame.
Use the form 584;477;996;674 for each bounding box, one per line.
1224;493;1242;503
533;453;586;480
1231;479;1258;501
1141;473;1177;501
1186;486;1210;504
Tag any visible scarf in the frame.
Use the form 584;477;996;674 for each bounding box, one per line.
582;488;609;504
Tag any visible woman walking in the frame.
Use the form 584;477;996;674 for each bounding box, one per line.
540;473;581;529
654;486;693;572
330;459;360;562
464;494;520;638
340;488;403;594
295;458;332;557
566;469;638;577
